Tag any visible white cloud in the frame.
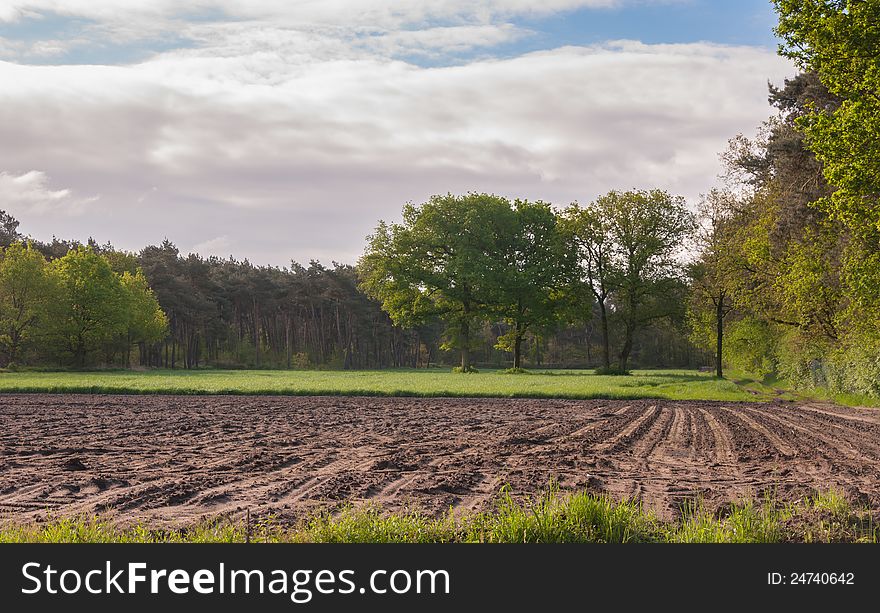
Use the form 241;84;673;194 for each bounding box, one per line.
189;234;232;258
0;170;98;215
0;1;668;55
0;1;792;265
356;24;531;59
0;1;624;26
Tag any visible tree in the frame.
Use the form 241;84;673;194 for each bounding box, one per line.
718;73;847;381
0;242;56;365
0;210;20;249
774;0;880;237
496;200;573;369
359;193;516;371
47;247;129;366
120;270;168;366
688;190;739;377
562;202;616;370
602;190;695;372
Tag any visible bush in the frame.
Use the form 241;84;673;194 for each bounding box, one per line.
725;318;778;379
775;330;827;390
594;366;631;376
291;352;311;369
824;336;880;398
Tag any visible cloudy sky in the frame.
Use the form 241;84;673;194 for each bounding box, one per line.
0;0;794;266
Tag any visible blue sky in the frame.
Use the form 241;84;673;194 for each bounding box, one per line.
0;1;793;265
1;1;781;66
516;0;779;48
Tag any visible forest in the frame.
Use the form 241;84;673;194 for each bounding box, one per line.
0;1;877;399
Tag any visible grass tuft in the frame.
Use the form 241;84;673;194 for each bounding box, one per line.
2;488;875;544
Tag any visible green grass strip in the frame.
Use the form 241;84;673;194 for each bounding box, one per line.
2;489;875;544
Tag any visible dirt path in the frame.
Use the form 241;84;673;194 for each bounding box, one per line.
1;394;879;525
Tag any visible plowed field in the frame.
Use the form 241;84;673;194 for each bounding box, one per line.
2;395;878;524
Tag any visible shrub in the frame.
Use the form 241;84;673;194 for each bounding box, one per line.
594;366;631;376
725;318;778;379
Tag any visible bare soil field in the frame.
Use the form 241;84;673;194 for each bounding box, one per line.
1;394;879;525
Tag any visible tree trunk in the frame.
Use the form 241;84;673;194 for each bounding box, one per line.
598;300;611;370
715;296;724;378
585;324;592;367
7;328;21;365
618;327;633;372
460;319;470;371
513;322;523;369
253;297;261;367
285;314;292;369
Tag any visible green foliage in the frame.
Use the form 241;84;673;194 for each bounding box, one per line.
463;486;657;543
775;0;880;237
303;508;458;544
45;247;130;366
593;366;631;376
686;302;716;354
823;333;880;398
564;190;695;372
121;270;169;346
674;498;791;544
599;190;696;371
0;242;56;365
0;209;21;248
0;244;169;368
774;329;828;389
494;199;575;368
774;223;843;340
771;3;880;398
725;318;778;379
359;193;518;370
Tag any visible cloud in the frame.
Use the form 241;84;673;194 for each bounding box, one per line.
0;0;792;265
0;40;794;265
0;1;664;59
0;1;625;27
356;24;531;59
0;170;98;215
188;234;232;258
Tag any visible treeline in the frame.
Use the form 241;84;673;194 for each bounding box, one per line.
685;1;880;398
0;241;165;367
0;208;703;371
0;226;415;370
6;2;870;389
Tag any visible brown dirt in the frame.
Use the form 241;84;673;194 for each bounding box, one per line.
1;394;879;525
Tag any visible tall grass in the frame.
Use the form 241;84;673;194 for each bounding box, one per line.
2;488;875;544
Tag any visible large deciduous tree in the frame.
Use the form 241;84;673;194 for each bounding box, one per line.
120;270;169;366
566;190;694;372
774;0;880;237
0;242;56;366
563;202;616;370
688;190;740;378
359;193;516;371
604;190;695;372
47;247;129;366
495;200;574;369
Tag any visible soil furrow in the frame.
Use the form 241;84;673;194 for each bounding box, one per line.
1;394;879;523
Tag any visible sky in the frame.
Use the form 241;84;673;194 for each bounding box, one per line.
0;0;795;266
